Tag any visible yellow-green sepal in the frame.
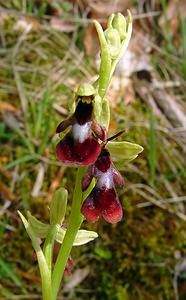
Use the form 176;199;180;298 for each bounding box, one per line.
101;98;110;130
56;228;98;246
93;94;102;123
107;141;143;164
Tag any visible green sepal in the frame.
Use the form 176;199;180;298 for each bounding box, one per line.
76;83;96;97
118;10;132;60
107;141;143;164
50;187;68;225
94;95;110;130
107;13;114;27
93;94;102;123
27;211;49;238
73;229;98;246
56;227;98;246
101;98;110;130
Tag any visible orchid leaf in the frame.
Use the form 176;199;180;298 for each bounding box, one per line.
27;212;49;239
18;211;43;250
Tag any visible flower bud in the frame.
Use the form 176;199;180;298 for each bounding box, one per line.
104;28;121;59
112;12;127;41
50;187;68;225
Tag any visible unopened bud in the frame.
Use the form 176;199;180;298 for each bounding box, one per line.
50;187;68;225
104;28;121;58
112;12;127;41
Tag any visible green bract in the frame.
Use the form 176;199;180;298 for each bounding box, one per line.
50;188;68;225
107;141;144;164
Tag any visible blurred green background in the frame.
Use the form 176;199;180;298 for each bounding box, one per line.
0;1;186;299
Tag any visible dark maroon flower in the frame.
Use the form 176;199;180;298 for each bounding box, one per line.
56;98;106;165
81;149;124;223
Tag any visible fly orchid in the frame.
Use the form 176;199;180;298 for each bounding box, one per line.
81;133;125;224
56;83;106;165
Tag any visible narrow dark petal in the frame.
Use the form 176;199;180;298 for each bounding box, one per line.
98;188;123;224
81;191;100;223
56;117;73;133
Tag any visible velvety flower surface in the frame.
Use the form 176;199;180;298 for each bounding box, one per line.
56;98;106;165
81;149;124;223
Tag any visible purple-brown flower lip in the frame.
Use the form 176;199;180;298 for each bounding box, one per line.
81;187;123;224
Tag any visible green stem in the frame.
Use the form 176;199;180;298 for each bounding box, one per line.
37;248;53;300
51;167;85;299
43;224;58;274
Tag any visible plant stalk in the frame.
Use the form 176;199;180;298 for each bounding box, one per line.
51;167;85;299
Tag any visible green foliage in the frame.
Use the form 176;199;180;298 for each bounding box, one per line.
94;247;112;260
0;258;25;292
